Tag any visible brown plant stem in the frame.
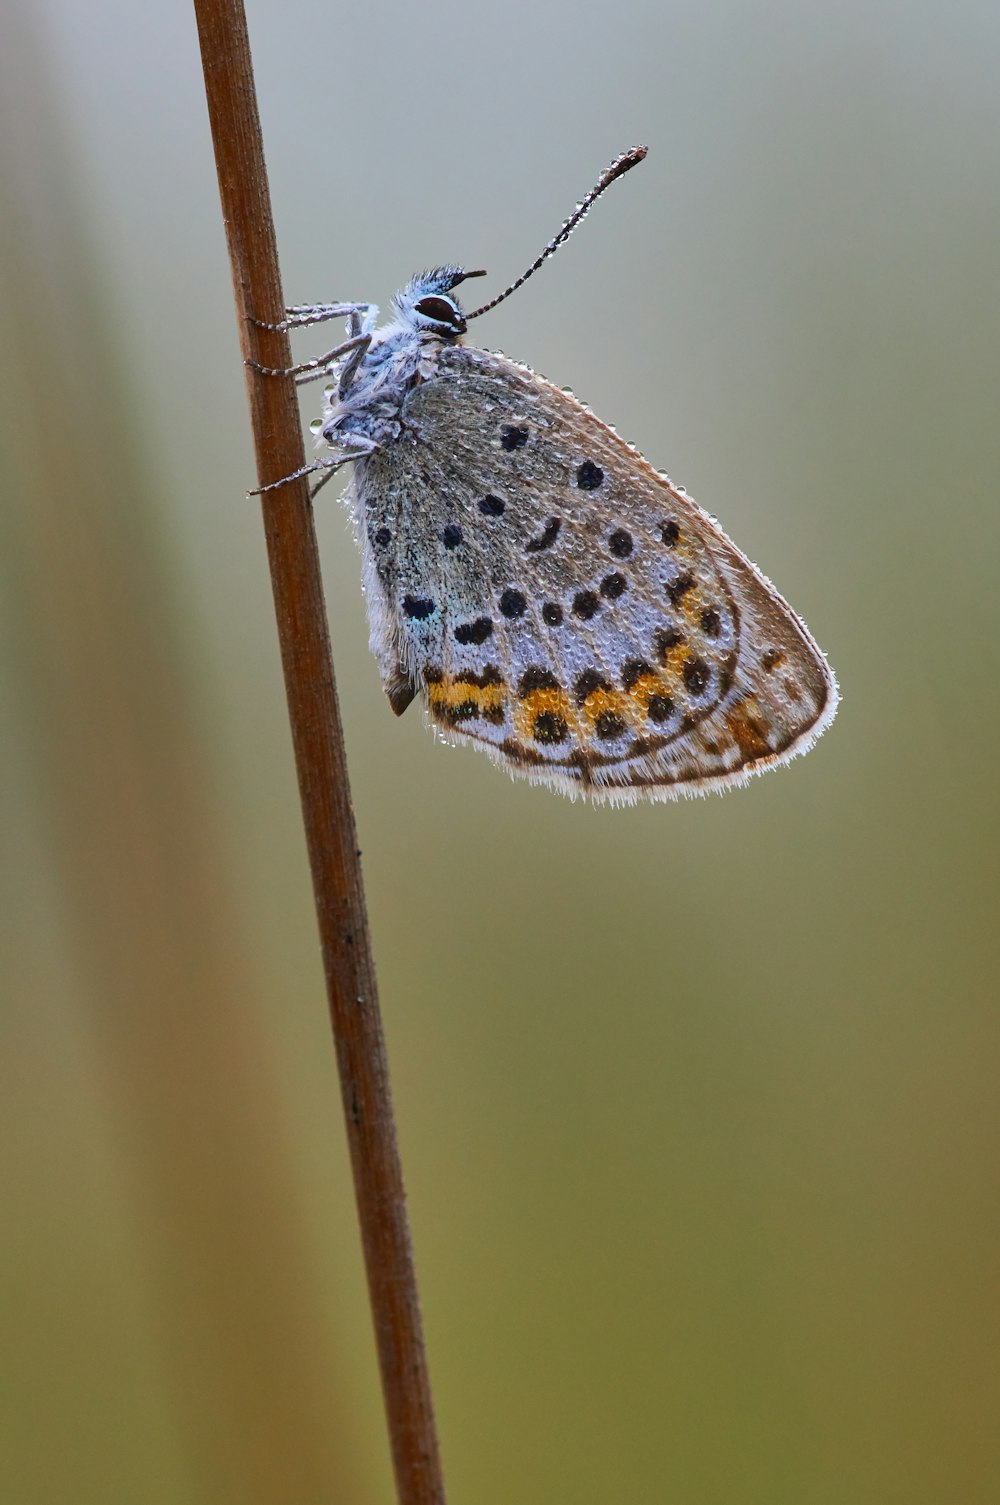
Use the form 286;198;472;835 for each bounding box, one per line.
193;4;446;1503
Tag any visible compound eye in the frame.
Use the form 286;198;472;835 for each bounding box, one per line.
414;295;463;327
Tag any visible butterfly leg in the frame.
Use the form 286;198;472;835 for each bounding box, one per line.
337;329;375;397
247;434;378;497
247;331;372;381
308;433;382;498
249;302;378;333
292;332;377;388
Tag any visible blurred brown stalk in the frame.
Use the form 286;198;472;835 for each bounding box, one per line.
0;9;371;1503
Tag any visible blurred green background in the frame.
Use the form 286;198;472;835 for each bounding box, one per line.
3;1;999;1501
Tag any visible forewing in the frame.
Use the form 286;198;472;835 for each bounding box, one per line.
353;344;837;801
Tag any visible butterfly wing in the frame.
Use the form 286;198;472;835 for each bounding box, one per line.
350;343;837;801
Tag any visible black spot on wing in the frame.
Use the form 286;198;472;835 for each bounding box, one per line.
519;666;560;696
665;573;694;606
622;659;653;690
683;657;710;695
574;669;611;705
594;711;626;740
533;712;568;745
525;517;562;553
453;617;493;645
499;588;527;619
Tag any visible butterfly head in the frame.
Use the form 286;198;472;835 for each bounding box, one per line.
393;266;487;338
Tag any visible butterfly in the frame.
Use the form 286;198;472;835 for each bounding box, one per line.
251;147;838;803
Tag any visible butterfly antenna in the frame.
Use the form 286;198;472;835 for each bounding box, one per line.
465;146;647;322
